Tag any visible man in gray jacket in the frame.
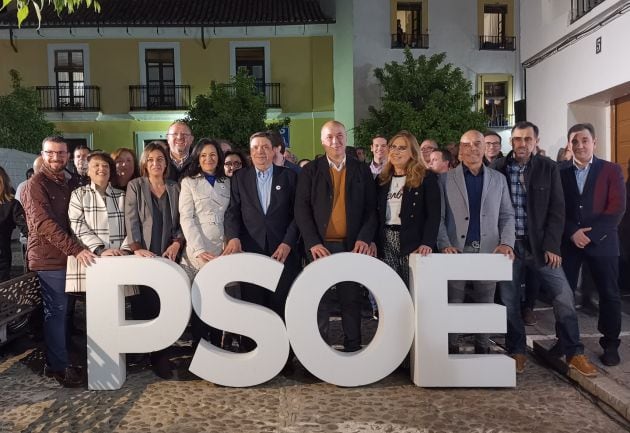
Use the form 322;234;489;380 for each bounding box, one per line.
438;130;515;354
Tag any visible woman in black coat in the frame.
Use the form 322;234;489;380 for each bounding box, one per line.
0;166;28;282
375;131;441;285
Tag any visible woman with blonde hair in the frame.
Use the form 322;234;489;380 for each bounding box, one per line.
375;131;441;285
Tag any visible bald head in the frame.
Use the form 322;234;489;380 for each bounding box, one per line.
320;120;347;164
459;130;484;170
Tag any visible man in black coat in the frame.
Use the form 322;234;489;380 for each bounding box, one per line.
559;123;626;366
294;120;377;352
224;131;299;351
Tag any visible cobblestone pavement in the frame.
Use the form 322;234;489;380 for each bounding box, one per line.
1;336;628;433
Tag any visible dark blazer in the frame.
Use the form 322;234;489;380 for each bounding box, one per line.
224;165;299;254
559;157;626;256
492;152;565;266
295;155;377;251
376;171;441;255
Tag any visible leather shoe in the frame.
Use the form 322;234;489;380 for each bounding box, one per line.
600;348;620;366
44;366;84;388
151;355;174;380
511;354;526;374
567;354;597;377
521;308;537;326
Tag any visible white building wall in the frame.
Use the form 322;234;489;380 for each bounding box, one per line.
352;0;522;143
521;1;630;158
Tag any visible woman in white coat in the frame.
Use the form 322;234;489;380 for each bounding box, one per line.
179;138;231;348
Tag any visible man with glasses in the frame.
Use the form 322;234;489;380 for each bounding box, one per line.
419;139;438;168
437;129;515;355
22;136;96;387
165;120;194;181
484;131;504;165
492;121;597;376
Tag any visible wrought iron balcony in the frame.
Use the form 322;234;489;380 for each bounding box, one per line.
479;35;516;51
487;114;514;128
391;33;429;49
36;85;101;111
129;85;191;111
221;82;281;109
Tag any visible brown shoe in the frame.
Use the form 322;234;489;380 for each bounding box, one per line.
511;354;527;373
567;355;597;377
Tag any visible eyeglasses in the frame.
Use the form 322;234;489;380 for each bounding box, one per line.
486;142;501;147
224;161;242;168
420;147;437;154
42;150;68;157
166;133;191;138
389;145;409;153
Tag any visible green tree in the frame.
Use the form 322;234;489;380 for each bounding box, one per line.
186;71;289;150
354;49;487;149
1;0;100;27
0;69;56;153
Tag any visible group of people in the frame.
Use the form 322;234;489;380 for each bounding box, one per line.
4;116;625;388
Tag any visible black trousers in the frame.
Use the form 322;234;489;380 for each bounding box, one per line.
312;240;363;352
562;248;621;350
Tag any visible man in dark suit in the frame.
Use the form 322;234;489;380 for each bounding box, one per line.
224;131;299;351
560;123;626;366
295;120;377;352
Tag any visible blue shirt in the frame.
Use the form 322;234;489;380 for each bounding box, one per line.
204;173;216;186
256;165;274;214
463;164;484;244
573;157;592;194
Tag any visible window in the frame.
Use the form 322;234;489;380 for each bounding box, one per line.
393;2;428;49
571;0;606;22
54;49;85;108
235;47;266;85
145;49;175;108
480;5;513;50
484;82;508;127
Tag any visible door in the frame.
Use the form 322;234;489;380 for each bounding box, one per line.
613;95;630;179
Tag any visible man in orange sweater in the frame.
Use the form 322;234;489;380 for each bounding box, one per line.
295;121;377;352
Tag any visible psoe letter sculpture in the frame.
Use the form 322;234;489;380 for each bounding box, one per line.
86;253;514;390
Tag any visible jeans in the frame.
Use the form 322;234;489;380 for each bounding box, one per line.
38;270;69;371
501;240;583;356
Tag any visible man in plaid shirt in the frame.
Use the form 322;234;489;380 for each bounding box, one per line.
492;121;597;377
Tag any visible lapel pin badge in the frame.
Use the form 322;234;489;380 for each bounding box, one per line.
276;185;282;190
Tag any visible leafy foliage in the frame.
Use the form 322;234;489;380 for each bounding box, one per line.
0;70;56;153
354;49;487;149
1;0;100;28
186;71;289;150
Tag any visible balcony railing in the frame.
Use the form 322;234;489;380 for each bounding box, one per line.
221;82;281;109
129;85;191;111
479;35;516;51
36;85;101;111
391;33;429;49
487;114;514;128
571;0;606;23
